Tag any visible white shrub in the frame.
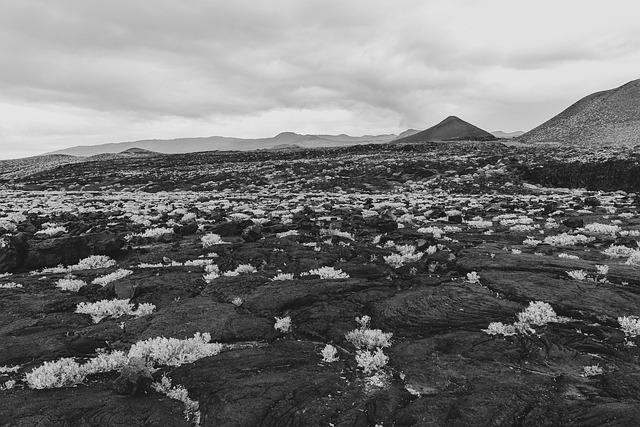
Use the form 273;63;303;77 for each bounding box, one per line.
82;349;128;374
603;245;637;258
76;299;155;323
0;379;16;390
0;365;20;373
183;259;215;267
271;273;294;281
222;264;257;277
345;316;392;350
72;255;116;271
499;217;533;227
383;246;423;268
417;226;443;239
583;223;621;235
482;322;517;336
383;253;406;269
35;226;67;236
0;282;22;289
465;271;480;284
56;277;87;292
34;256;116;275
305;266;349;279
566;270;588;281
467;219;493;228
355;348;389;374
276;230;299;238
320;228;354;240
523;238;542;246
126;227;174;240
510;224;537;233
321;344;339;363
134;302;156;317
544;233;592;247
515;301;563;333
201;233;229;248
129;214;152;226
582;365;603;377
25;358;85;389
274;316;292;333
129;332;221;367
618;316;640;338
625;251;640;266
25;333;221;389
202;264;220;283
485;301;565;336
152;375;201;426
92;269;133;286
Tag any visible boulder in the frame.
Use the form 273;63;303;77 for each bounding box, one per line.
173;220;198;236
112;360;154;395
3;232;124;273
241;225;263;243
562;218;584;228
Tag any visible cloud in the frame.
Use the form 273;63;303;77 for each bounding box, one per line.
0;0;639;158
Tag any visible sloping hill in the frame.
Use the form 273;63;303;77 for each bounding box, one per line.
394;129;421;139
519;79;640;145
0;154;83;180
0;149;161;181
394;116;497;144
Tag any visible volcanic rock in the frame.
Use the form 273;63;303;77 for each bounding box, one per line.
562;218;584;228
519;79;640;145
173;220;198;236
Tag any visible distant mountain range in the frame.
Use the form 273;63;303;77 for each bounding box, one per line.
491;131;525;139
519;79;640;145
13;77;640;164
44;126;519;158
46;132;401;157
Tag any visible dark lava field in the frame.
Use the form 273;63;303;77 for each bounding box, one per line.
2;141;640;426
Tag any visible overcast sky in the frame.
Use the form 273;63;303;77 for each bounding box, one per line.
1;0;639;159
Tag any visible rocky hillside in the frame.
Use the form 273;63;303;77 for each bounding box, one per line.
394;116;497;144
0;149;160;181
0;155;84;180
519;79;640;145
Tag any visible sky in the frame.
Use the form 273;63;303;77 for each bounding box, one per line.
1;0;639;159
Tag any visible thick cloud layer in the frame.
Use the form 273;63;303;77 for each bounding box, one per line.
1;0;639;158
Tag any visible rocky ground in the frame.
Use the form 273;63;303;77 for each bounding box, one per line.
1;141;640;426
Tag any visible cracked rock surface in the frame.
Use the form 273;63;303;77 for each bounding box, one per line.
1;142;640;426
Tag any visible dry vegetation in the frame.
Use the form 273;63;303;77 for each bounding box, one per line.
1;141;640;426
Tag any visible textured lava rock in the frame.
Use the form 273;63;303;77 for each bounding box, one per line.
18;232;124;272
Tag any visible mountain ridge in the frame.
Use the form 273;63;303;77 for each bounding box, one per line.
45;131;401;157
